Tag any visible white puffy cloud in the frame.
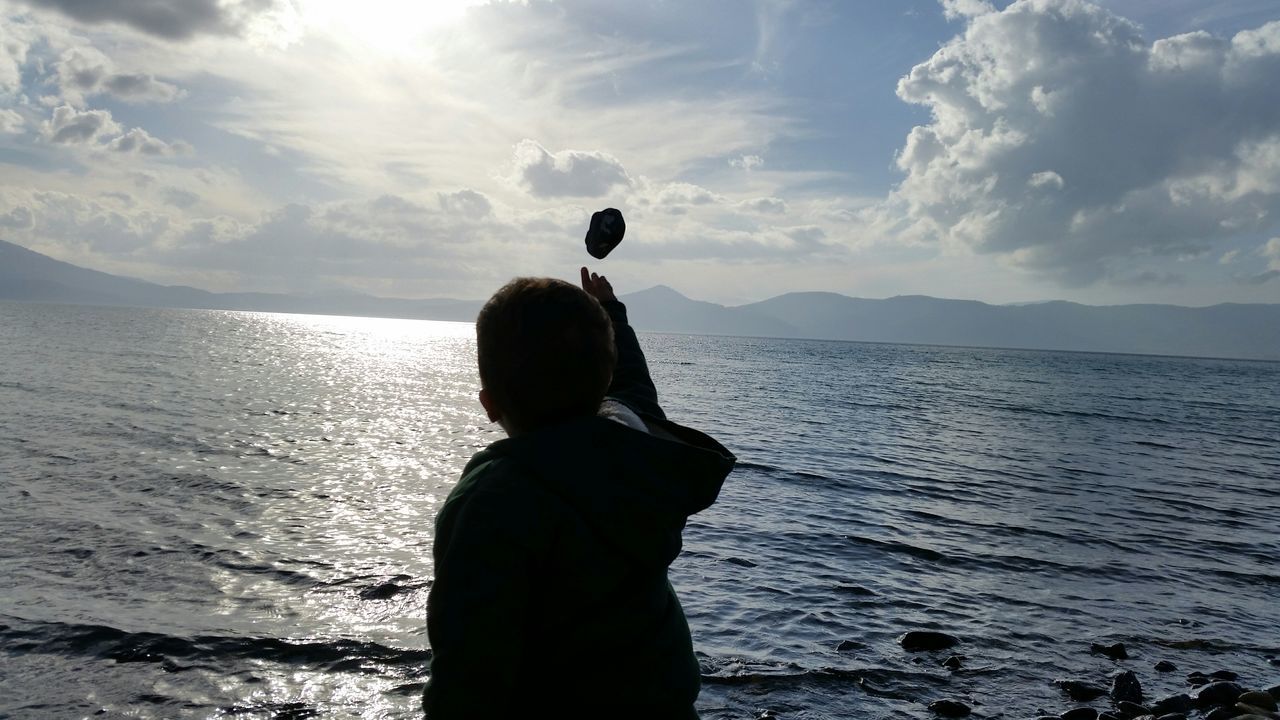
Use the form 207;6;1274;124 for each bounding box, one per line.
882;0;1280;285
730;154;764;170
109;126;188;155
40;104;187;155
14;0;287;40
941;0;995;21
3;189;172;254
42;104;120;144
512;139;632;198
654;182;719;207
437;189;492;217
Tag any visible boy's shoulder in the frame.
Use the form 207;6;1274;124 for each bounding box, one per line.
446;444;527;505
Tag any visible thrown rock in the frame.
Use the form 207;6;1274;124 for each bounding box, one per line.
1111;670;1143;704
928;699;971;717
1092;642;1129;660
942;655;964;670
1154;661;1177;672
1057;680;1109;701
1193;681;1244;709
1150;693;1193;715
900;631;960;652
1060;708;1098;720
1239;691;1277;712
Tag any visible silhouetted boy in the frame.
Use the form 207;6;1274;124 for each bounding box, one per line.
423;268;735;719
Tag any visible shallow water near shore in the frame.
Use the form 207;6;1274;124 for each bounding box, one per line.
1;301;1278;719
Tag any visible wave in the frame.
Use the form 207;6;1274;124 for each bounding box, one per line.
0;618;430;672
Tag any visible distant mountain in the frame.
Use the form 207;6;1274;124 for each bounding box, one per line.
0;239;481;321
3;238;1278;360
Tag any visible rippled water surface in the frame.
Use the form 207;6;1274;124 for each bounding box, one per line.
2;302;1278;719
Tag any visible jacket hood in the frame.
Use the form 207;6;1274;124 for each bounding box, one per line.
472;414;735;569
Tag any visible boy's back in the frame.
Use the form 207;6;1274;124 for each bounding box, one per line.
423;273;735;718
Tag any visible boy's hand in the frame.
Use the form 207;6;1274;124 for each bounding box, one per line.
580;266;617;303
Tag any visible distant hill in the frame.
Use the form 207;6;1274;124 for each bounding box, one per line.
3;238;1278;360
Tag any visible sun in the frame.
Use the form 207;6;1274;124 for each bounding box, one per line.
301;0;485;53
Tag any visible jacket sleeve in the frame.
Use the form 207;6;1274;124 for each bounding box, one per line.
601;299;667;421
423;471;542;719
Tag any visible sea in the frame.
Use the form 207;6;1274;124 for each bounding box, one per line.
1;301;1277;720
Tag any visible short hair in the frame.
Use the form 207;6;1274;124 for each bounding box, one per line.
476;277;616;431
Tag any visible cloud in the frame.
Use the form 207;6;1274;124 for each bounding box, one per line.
881;1;1280;285
1243;237;1280;283
730;154;764;170
0;205;35;229
654;182;719;207
42;104;120;144
3;189;172;254
55;49;184;104
40;105;188;155
739;197;788;215
438;189;492;217
0;108;23;133
14;0;286;40
162;188;199;208
941;0;995;21
0;15;35;95
109;127;188;155
512;139;632;198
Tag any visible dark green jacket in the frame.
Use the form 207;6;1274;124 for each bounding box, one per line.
423;301;735;719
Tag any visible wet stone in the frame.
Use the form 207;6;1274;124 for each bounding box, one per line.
1057;680;1109;702
1239;691;1277;712
1115;700;1149;717
1099;714;1120;720
1154;661;1177;672
1112;670;1143;704
1092;642;1129;660
928;699;971;717
1155;715;1187;720
1209;670;1239;681
1060;708;1099;720
1150;693;1193;715
942;655;964;670
1193;681;1245;709
1204;708;1235;720
900;631;960;652
836;640;862;652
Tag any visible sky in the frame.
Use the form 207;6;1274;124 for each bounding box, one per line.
1;0;1279;307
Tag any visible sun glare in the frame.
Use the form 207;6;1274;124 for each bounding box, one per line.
302;0;484;53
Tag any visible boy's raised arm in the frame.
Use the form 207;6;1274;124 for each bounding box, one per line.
580;267;666;421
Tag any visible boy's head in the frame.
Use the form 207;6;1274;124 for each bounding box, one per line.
476;277;616;434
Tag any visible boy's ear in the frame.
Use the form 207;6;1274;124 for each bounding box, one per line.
478;388;501;423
